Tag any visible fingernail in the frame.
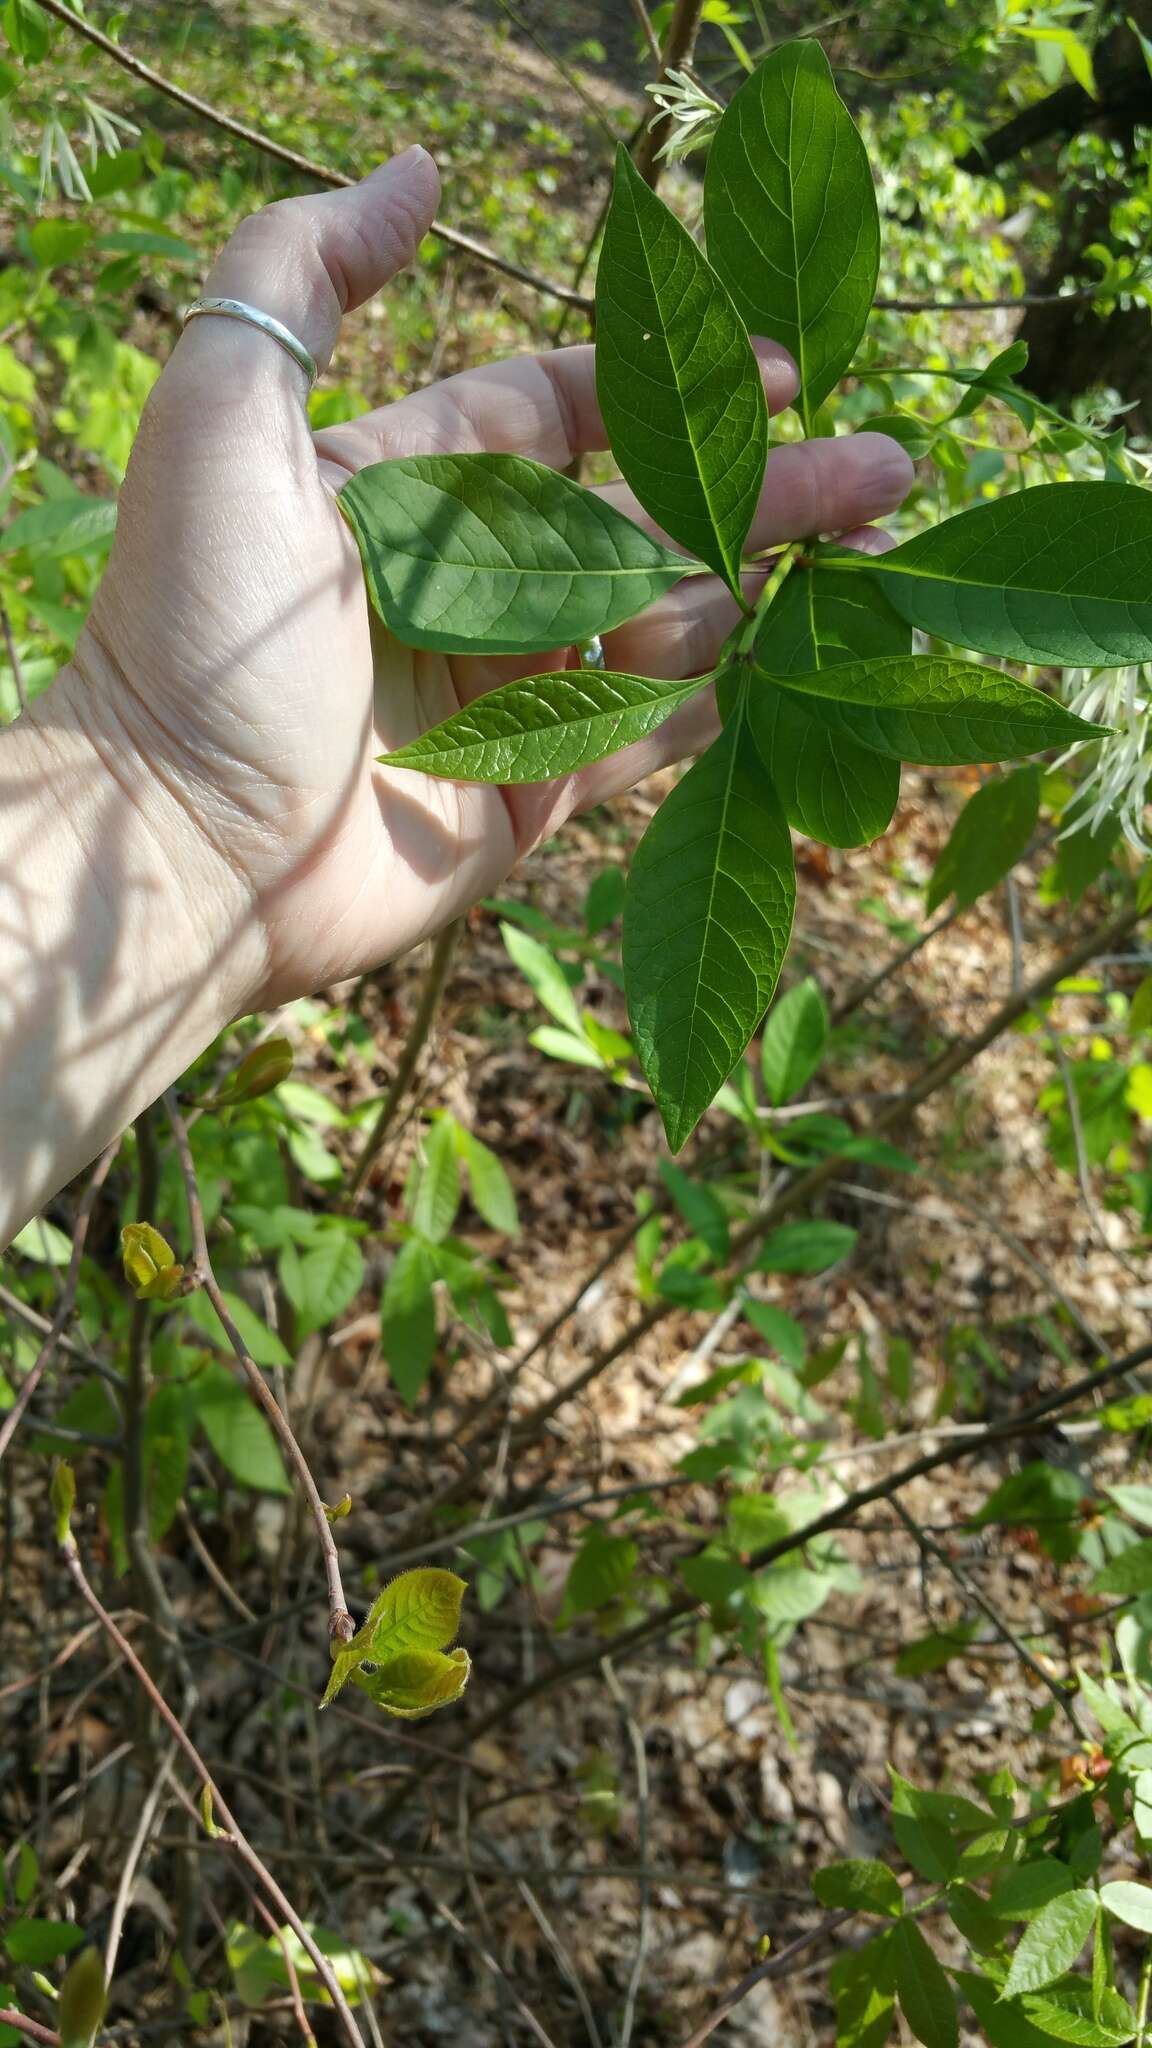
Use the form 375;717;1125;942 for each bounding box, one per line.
387;144;432;169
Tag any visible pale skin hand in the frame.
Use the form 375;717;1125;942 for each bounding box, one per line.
0;147;912;1243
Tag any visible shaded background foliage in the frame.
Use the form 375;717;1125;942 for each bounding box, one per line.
3;2;1152;2045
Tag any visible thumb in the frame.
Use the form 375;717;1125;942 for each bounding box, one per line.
170;147;441;405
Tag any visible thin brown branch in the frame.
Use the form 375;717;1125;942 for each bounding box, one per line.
58;1530;368;2048
164;1091;354;1644
37;0;592;309
347;918;462;1202
0;2012;58;2046
628;0;664;69
889;1497;1086;1738
510;899;1142;1441
633;0;709;184
104;1740;177;1980
676;1911;855;2047
0;1138;119;1467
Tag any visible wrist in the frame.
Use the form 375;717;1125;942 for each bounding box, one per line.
30;650;270;1026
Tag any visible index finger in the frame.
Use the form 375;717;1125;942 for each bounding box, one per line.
314;338;799;477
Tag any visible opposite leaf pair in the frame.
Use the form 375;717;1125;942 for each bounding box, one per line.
339;39;1144;1150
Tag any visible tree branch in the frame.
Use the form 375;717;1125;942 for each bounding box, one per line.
165;1091;355;1644
632;0;709;184
347;919;461;1202
0;1138;119;1468
37;0;594;310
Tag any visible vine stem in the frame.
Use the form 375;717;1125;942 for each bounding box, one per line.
346;918;462;1203
164;1091;355;1645
37;0;592;310
0;1137;119;1468
0;2013;57;2045
56;1529;368;2048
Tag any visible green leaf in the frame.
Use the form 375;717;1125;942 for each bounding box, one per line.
381;667;705;782
623;707;795;1151
1052;795;1122;904
704;40;880;425
895;1623;979;1677
501;922;583;1037
747;679;900;847
860;483;1152;668
926;767;1041;915
990;1862;1078;1920
760;976;828;1106
354;1645;471;1718
813;1859;904;1917
761;563;912;678
891;1919;958;2048
362;1566;467;1659
339;453;691;654
4;1919;86;1966
280;1232;364;1339
183;1289;292;1368
596;144;768;595
409;1118;462;1244
957;1972;1053;2048
454;1125;519;1235
9;1216;73;1264
2;0;48;62
58;1945;106;2048
889;1773;997;1834
1104;1482;1152;1528
749;568;908;847
191;1362;290;1495
0;496;116;558
743;1300;806;1369
761;655;1102;765
757;1220;856;1273
1099;1880;1152;1931
323;1567;467;1708
565;1529;639;1614
381;1238;438;1405
1018;1983;1138;2046
1002;1890;1099;1998
831;1934;897;2048
1093;1537;1152;1596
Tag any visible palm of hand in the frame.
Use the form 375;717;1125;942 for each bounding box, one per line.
75;162;911;1010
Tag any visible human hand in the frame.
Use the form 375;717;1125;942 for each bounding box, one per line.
55;146;913;1012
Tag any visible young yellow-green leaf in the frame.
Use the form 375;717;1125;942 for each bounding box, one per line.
812;1859;904;1917
501;921;583;1036
891;1919;958;2048
380;668;706;782
354;1645;471;1718
762;654;1105;764
926;766;1041;914
749;565;908;846
623;703;796;1151
853;483;1152;668
759;976;828;1106
364;1566;467;1660
321;1568;467;1709
1099;1880;1152;1931
748;681;899;848
339;452;692;654
703;40;880;425
596;145;768;596
1002;1890;1099;1998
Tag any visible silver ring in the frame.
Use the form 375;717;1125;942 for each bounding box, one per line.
182;297;318;389
580;635;606;671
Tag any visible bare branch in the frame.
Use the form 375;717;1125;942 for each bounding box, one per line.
58;1528;368;2048
347;919;462;1202
0;1138;119;1468
633;0;709;184
37;0;594;310
165;1090;355;1644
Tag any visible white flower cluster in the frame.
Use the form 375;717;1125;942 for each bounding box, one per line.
644;69;724;163
1059;667;1152;854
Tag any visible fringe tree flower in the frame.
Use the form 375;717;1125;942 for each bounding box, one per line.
1058;665;1152;854
644;69;724;162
